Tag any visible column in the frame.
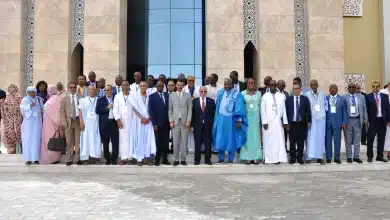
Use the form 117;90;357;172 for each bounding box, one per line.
257;0;296;89
306;0;345;93
206;0;244;81
33;0;71;85
84;0;127;83
0;0;23;90
382;0;390;83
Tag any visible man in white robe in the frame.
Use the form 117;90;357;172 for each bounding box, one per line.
261;80;288;164
146;75;157;96
184;75;200;152
132;81;157;166
206;73;221;101
130;71;142;97
79;85;101;164
113;80;135;165
20;86;44;165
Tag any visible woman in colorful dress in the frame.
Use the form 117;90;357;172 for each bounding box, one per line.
40;85;64;164
1;84;22;154
240;78;263;164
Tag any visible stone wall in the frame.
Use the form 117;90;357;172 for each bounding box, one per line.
0;0;23;90
306;0;345;93
206;0;244;81
84;0;126;84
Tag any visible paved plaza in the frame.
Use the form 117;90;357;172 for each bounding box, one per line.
0;171;390;220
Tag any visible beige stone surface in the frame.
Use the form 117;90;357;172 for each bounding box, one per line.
308;17;343;34
259;50;295;69
35;0;69;18
206;0;244;80
307;0;343;17
260;69;296;90
310;51;344;69
0;71;22;90
0;18;21;35
258;0;295;15
310;68;345;93
0;35;21;54
0;0;21;18
259;33;295;50
84;0;118;16
84;15;119;34
84;51;120;70
258;15;295;33
34;53;68;71
34;17;69;35
84;69;121;84
309;34;344;51
33;70;68;85
84;34;119;52
34;34;69;53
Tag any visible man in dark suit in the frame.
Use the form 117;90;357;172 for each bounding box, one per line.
112;75;123;95
285;84;311;164
229;71;246;92
356;84;367;145
149;80;171;166
95;85;119;165
259;76;272;95
366;82;390;163
192;86;216;165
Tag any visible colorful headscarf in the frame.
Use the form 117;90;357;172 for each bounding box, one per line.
26;86;37;94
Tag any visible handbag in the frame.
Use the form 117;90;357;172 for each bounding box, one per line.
47;130;66;153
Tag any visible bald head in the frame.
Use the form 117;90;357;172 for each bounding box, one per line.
134;71;142;83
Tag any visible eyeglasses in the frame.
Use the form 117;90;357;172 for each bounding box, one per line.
69;86;76;89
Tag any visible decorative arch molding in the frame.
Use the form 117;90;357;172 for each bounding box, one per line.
294;0;308;87
24;0;36;87
243;0;257;49
71;0;85;52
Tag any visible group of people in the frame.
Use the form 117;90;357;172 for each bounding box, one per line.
1;70;390;166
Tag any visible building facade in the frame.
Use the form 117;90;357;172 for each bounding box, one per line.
0;0;387;92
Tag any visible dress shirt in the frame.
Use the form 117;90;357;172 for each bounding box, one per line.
234;83;240;91
106;96;114;119
70;94;79;117
200;97;206;123
115;85;121;93
158;92;165;104
293;95;300;122
349;93;359;117
374;93;382;117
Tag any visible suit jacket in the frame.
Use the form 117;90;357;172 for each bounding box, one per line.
191;97;216;139
237;81;247;92
86;81;97;87
63;93;81;131
343;93;367;126
168;91;192;126
112;85;122;96
366;92;390;125
285;95;311;126
96;95;115;132
148;91;169;126
258;87;268;96
325;95;348;129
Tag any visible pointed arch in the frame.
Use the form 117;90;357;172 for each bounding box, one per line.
70;43;84;81
244;41;258;81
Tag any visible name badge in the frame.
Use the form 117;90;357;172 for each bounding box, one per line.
32;111;38;117
330;106;336;114
249;104;254;109
350;106;356;114
88;111;96;117
314;104;320;112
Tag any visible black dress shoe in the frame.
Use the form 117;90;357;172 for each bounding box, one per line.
334;160;342;164
318;159;325;165
298;160;305;165
353;158;363;163
347;158;353;163
289;160;296;164
228;160;234;164
206;161;212;165
137;162;143;166
162;161;171;165
33;161;39;164
326;159;331;164
66;162;73;166
194;161;200;165
111;161;117;165
216;160;224;164
376;158;389;163
25;161;32;165
181;161;188;166
367;158;373;163
306;160;312;164
361;142;366;145
173;161;180;166
76;161;82;165
105;161;111;165
155;162;160;166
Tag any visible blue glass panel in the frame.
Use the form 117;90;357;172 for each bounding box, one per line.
149;0;170;9
194;65;202;78
149;9;170;23
148;65;171;78
194;23;202;65
171;65;195;78
171;0;193;8
148;23;170;65
195;77;202;86
194;0;202;8
171;23;194;65
171;9;194;23
194;9;202;22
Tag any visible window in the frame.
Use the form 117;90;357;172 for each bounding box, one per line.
147;0;204;86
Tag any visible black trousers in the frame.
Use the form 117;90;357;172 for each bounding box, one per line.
361;123;367;144
100;119;119;162
367;117;386;160
289;122;306;161
194;123;211;163
155;123;170;163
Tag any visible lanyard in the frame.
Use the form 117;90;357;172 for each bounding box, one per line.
124;95;128;104
107;97;112;104
88;97;96;106
331;96;337;106
312;92;318;101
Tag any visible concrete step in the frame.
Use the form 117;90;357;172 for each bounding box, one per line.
0;161;389;174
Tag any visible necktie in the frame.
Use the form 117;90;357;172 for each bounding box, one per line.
375;93;379;116
351;95;356;106
71;95;76;120
160;93;165;105
296;96;301;121
201;98;205;112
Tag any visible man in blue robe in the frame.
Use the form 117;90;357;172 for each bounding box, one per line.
213;78;247;164
20;86;44;165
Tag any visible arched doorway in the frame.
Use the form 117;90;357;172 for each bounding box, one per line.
244;41;258;82
70;43;84;81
